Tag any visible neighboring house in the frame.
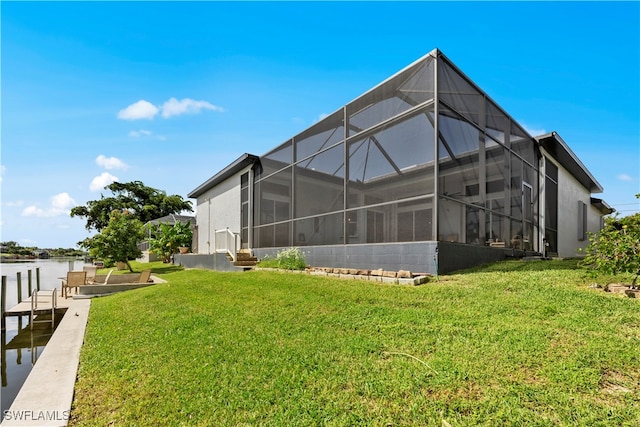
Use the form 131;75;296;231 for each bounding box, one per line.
186;49;613;274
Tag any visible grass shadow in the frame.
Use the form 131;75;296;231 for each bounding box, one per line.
446;258;582;275
97;261;184;276
148;263;184;275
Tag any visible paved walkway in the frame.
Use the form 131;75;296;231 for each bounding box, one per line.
1;299;91;427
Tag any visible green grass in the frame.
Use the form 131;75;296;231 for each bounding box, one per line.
71;260;639;426
95;260;183;276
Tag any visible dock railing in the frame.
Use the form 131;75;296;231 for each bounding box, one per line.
214;228;239;262
31;288;57;330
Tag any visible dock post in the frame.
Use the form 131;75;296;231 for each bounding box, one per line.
36;267;41;291
17;272;22;303
1;276;6;331
28;269;33;298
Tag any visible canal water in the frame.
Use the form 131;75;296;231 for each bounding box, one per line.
1;258;91;415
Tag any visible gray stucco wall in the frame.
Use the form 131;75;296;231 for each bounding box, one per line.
193;165;251;255
555;163;594;258
254;241;512;275
173;253;244;272
255;242;437;274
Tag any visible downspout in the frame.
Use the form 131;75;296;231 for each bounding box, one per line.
208;198;212;254
248;166;254;252
343;105;349;245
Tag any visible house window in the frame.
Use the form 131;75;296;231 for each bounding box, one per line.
544;159;558;255
241;173;249;248
578;201;587;241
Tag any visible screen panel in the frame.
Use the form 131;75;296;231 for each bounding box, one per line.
294;144;345;218
438;106;482;205
295;110;344;161
438;59;483;128
293;212;344;246
347;57;434;136
255;167;292;226
348;109;435;209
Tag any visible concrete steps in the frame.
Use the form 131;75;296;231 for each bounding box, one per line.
226;251;258;269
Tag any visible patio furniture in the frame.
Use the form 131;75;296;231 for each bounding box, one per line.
138;270;152;283
95;269;114;285
61;271;87;298
83;265;98;283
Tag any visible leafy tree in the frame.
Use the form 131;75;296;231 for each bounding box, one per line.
582;194;640;287
1;241;19;250
79;210;145;272
1;241;36;256
71;181;192;232
147;220;193;263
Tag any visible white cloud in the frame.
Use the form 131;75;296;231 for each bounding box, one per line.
22;192;76;218
96;155;128;170
117;100;159;120
90;172;119;191
118;98;224;121
160;97;224;118
22;205;42;216
128;129;165;140
618;173;633;182
128;129;153;138
521;124;547;137
51;192;76;210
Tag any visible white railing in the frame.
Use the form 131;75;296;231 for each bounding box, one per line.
214;228;239;262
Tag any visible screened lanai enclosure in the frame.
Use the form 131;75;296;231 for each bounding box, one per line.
251;49;539;271
186;48;611;273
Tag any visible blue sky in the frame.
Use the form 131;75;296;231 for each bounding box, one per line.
1;1;639;249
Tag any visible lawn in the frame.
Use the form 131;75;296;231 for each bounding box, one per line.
70;260;639;426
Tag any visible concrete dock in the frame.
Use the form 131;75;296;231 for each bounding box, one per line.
1;299;90;426
3;292;72;315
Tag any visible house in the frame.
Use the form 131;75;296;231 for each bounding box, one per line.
183;49;613;274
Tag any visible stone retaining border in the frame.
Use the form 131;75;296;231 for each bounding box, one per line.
256;267;431;286
604;283;640;298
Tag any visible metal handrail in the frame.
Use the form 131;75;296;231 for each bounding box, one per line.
214;228;239;262
31;288;57;330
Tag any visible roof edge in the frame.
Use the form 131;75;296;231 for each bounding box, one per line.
536;131;604;194
188;153;259;198
590;197;615;215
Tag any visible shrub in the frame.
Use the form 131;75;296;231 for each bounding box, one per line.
581;194;640;287
147;221;193;263
257;247;306;270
